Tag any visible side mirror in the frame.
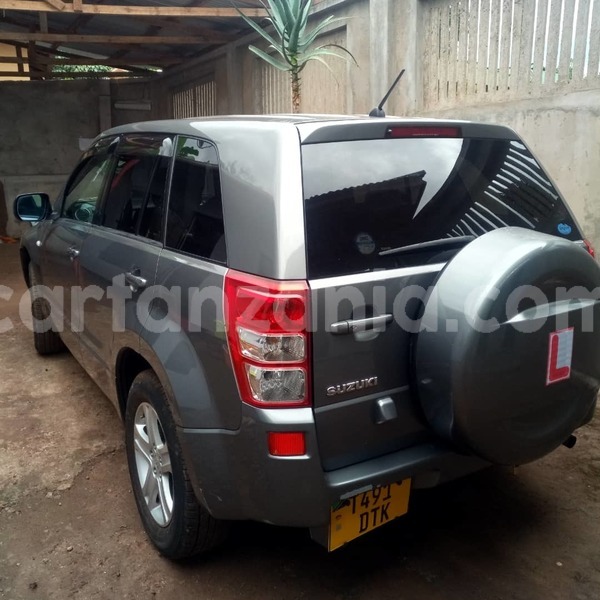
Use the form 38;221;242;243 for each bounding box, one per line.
13;193;52;223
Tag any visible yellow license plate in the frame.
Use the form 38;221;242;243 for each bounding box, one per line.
329;480;411;551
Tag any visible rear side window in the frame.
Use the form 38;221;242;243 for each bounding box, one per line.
165;137;226;263
302;138;580;278
102;134;173;241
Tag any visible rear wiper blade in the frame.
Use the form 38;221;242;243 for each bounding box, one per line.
378;235;475;257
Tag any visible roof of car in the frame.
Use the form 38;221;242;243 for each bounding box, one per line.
100;114;518;145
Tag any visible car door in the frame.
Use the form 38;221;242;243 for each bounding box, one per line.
76;133;174;398
40;138;117;361
150;136;240;429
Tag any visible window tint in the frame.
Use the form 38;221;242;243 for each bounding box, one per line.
102;134;173;241
62;154;113;222
302;138;580;278
165;137;226;263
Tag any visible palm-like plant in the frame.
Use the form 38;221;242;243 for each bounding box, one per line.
236;0;357;113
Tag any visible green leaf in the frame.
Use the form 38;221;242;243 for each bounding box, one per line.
319;43;359;66
264;0;288;35
289;0;301;18
296;0;312;39
299;55;333;75
248;45;290;71
297;15;350;50
235;10;287;59
297;15;335;49
271;0;294;26
288;0;311;54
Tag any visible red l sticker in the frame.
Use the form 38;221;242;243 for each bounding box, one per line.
546;327;574;385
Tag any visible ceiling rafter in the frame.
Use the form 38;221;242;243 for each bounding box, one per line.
127;15;239;39
2;55;178;65
0;69;145;77
43;0;66;11
0;32;232;43
0;1;267;18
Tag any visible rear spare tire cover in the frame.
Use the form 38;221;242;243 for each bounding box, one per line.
414;227;600;465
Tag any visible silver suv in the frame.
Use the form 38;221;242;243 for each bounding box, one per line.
14;116;600;559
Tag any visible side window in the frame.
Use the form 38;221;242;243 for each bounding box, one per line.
62;154;113;222
101;134;173;241
166;137;226;263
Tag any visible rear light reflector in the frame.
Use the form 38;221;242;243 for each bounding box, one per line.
246;366;306;403
238;327;305;362
224;270;311;408
386;126;461;138
268;432;306;456
584;239;596;258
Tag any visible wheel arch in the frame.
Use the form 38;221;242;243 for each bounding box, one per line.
115;342;187;428
115;347;153;420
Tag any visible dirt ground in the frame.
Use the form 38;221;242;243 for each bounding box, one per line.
1;242;599;600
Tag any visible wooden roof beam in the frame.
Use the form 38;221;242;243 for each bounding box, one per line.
0;32;230;44
0;1;267;18
0;55;178;66
43;0;66;11
0;69;147;78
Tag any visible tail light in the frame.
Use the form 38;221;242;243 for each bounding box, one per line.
584;239;596;258
386;126;461;138
224;270;310;408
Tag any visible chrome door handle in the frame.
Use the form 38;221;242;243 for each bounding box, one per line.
330;314;393;335
67;246;80;260
125;271;147;291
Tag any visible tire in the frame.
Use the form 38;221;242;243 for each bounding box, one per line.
28;263;65;355
414;227;600;465
125;370;228;560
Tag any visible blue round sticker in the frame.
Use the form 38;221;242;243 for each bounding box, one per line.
557;223;572;235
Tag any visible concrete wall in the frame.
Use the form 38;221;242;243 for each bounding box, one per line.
0;77;155;237
0;79;107;236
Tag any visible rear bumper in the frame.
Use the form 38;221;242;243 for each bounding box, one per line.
179;404;489;528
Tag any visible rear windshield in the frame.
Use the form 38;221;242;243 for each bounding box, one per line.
302;137;580;279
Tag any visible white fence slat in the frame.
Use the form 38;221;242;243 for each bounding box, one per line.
532;0;549;91
589;0;600;79
497;0;513;94
448;1;460;102
467;0;481;96
572;0;592;83
424;2;438;108
488;0;502;92
516;0;534;93
434;5;443;104
439;2;451;105
558;0;576;83
422;2;432;107
510;0;525;93
456;0;469;100
545;0;562;86
476;0;491;94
